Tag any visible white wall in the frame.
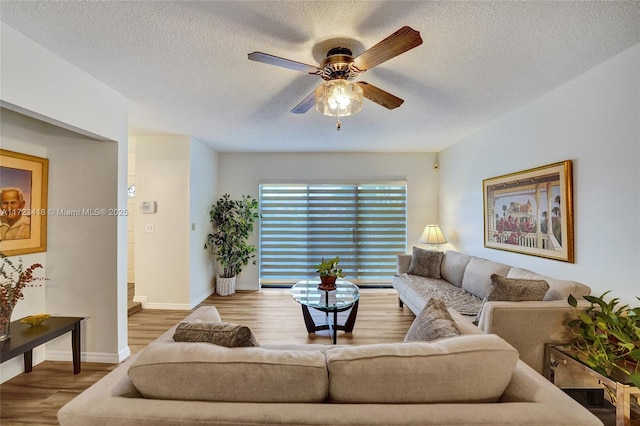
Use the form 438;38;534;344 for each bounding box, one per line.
1;23;129;382
189;138;217;306
218;152;439;290
439;44;640;307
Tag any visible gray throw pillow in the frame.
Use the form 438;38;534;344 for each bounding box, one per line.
406;247;444;279
486;274;549;301
173;322;260;347
404;298;461;342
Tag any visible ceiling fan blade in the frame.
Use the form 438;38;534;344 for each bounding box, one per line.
351;26;423;72
359;82;404;110
248;52;321;74
291;90;317;114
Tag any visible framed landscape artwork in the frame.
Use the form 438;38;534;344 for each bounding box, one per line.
0;149;49;256
483;160;574;263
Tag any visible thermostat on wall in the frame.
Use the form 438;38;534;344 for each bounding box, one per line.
140;201;157;214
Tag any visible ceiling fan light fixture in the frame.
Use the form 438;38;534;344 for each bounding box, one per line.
315;80;363;117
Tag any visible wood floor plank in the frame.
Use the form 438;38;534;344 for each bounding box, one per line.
0;288;414;425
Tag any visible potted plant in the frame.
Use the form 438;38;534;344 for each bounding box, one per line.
206;194;260;296
0;252;47;340
567;292;640;387
315;256;345;290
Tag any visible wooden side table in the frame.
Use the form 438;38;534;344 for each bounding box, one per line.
547;344;640;426
0;316;84;374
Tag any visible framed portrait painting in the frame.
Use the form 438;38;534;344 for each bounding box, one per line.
483;160;574;263
0;149;49;256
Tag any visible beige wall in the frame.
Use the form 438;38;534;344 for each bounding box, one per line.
133;135;217;309
217;152;440;290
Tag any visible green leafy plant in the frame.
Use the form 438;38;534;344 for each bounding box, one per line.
568;291;640;387
315;256;345;278
206;194;260;278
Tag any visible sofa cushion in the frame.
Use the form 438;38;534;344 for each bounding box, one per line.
393;273;483;316
440;251;474;287
326;334;518;403
173;322;259;347
406;247;444;279
486;274;549;302
506;267;591;301
461;258;511;299
129;343;328;402
404;298;461;342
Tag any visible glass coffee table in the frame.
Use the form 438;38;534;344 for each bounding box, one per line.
290;280;360;344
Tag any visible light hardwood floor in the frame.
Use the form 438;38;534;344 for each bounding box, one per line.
0;288;415;425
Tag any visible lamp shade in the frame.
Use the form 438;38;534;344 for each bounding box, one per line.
315;80;363;117
418;225;447;245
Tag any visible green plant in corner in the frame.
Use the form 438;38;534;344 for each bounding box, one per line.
567;291;640;387
206;194;260;278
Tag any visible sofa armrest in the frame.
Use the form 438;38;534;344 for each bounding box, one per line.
397;254;412;274
477;300;589;374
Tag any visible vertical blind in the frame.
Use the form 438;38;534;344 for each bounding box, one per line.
259;182;407;285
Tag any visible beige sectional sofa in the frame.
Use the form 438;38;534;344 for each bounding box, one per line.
58;305;602;425
393;250;592;374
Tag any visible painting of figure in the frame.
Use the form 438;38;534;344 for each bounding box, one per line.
0;150;48;256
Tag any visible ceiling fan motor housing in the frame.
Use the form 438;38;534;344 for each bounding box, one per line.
321;47;359;81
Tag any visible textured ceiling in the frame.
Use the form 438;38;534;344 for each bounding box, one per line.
1;1;638;152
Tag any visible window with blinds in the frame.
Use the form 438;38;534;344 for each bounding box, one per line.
259;182;407;286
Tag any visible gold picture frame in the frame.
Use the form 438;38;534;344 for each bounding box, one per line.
0;149;49;256
483;160;574;263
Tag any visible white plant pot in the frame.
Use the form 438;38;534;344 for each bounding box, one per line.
216;275;236;296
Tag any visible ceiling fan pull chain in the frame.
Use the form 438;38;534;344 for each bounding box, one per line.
336;119;342;131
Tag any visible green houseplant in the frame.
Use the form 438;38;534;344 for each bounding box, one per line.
206;194;260;295
567;292;640;387
315;256;345;290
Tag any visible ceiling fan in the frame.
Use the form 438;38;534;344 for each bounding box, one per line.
248;26;423;130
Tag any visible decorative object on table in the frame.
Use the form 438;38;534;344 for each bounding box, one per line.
418;224;447;251
315;256;345;290
0;149;49;256
483;160;574;263
567;291;640;387
20;313;50;327
206;194;260;296
0;251;47;341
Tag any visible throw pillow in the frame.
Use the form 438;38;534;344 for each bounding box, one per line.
486;274;549;301
173;321;260;347
404;298;461;342
406;246;444;279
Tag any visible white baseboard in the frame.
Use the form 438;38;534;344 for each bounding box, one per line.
133;295;147;304
47;350;121;364
138;302;192;310
119;346;131;362
134;295;190;310
1;348;123;384
0;347;46;383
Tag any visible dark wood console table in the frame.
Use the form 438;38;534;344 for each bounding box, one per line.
0;316;83;374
